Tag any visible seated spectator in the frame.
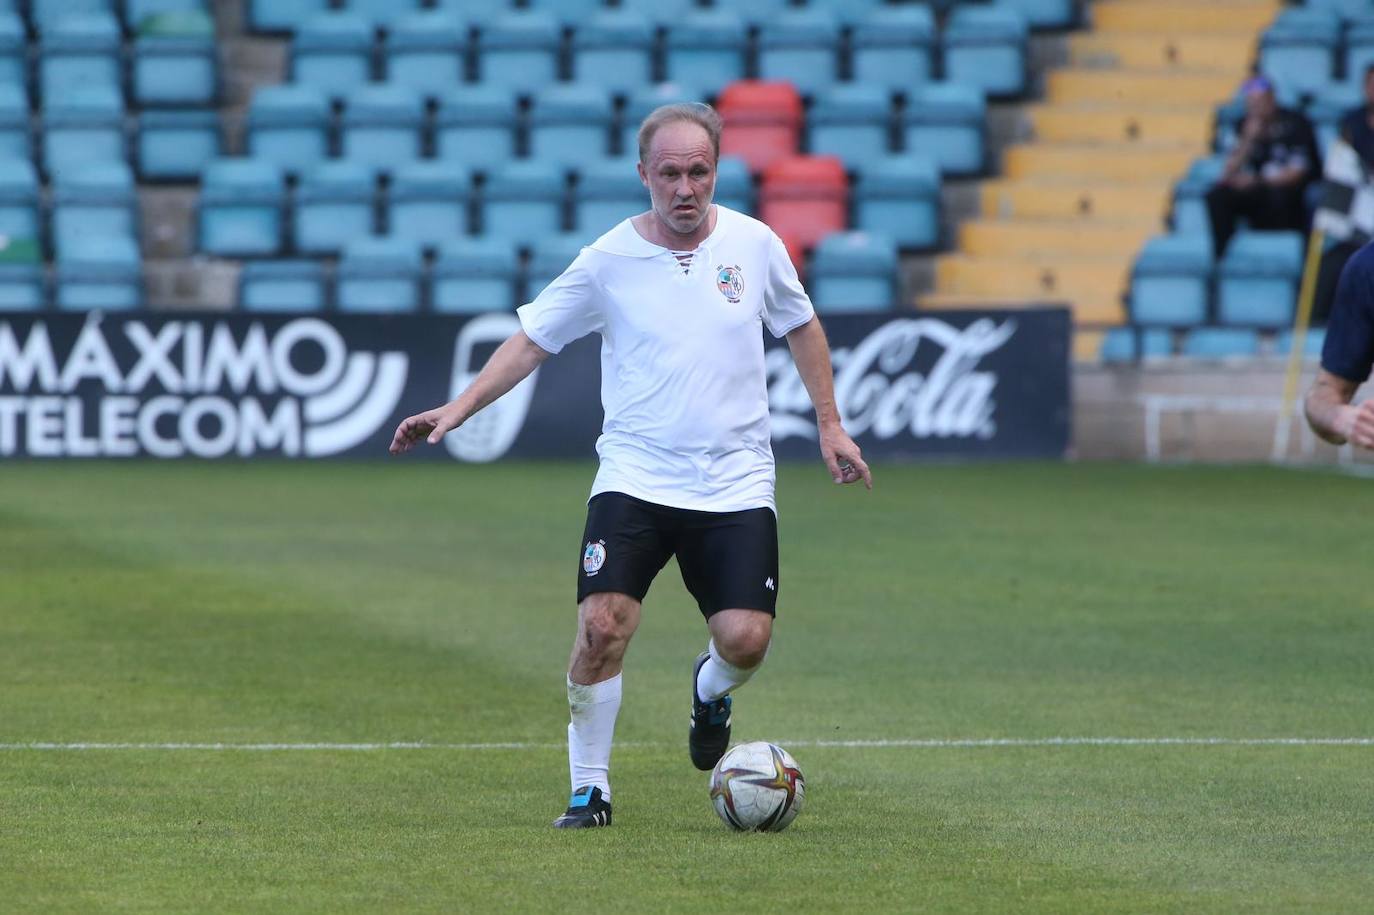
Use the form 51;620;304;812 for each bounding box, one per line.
1312;68;1374;323
1206;76;1319;256
1339;64;1374;169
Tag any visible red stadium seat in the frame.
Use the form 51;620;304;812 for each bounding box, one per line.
717;80;802;174
759;155;848;255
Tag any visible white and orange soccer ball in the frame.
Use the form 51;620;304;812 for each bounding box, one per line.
709;741;805;832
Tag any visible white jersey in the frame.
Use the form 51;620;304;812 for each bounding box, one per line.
516;205;816;513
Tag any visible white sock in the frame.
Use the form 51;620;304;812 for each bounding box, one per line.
695;639;762;703
566;673;622;800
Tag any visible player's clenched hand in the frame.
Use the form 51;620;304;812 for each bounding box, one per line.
389;406;463;455
1337;400;1374;450
819;422;872;490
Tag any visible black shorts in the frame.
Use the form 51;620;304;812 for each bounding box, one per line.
577;492;779;618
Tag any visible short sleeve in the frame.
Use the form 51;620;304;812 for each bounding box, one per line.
762;232;816;338
516;251;604;355
1322;244;1374;383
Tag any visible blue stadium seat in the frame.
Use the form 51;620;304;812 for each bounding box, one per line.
850;6;934;95
435;86;518;170
1345;16;1374;88
620;83;697;158
337;236;423;313
1276;327;1326;358
1172;156;1225;237
42;85;126;179
0;84;31;162
126;0;209;31
0;12;26;89
1260;8;1339;96
619;0;695;17
1308;0;1373;21
757;9;840;97
529;84;614;167
1099;327;1172;362
809;231;898;313
576;157;646;234
731;0;792;28
40;13;122;99
433;0;506;26
292;14;374;98
431;237;520;313
52;161;138;254
1180;327;1261;358
341;84;424;171
664;10;746;98
32;0;112;34
526;233;589;296
808;84;893;171
477;12;560;95
249;0;328;33
942;6;1028;98
525;0;605;25
240;260;328;312
1218;231;1303;326
482;159;566;247
0;159;40;243
1130;234;1212;326
385;11;468;99
293;161;377;255
344;0;424;28
901;82;986;176
386;160;471;248
571;11;654;96
714;155;753;215
247;85;331;176
806;0;885;26
0;261;45;309
132;11;218;106
853;155;941;250
198;158;286;256
996;0;1077;30
55;234;142;311
1308;83;1361;155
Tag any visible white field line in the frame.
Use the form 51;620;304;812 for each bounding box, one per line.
1;737;1373;752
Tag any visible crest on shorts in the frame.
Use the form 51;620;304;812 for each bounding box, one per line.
716;265;744;303
583;540;607;576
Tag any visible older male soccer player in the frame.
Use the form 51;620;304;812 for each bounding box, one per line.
1307;241;1374;449
390;103;870;829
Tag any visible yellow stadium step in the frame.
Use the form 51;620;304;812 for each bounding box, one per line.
1003;144;1198;182
981;179;1172;221
1069;32;1259;73
958;218;1156;258
1028;105;1214;147
936;254;1130;304
1091;0;1280;35
916;292;1127;326
1048;69;1241;106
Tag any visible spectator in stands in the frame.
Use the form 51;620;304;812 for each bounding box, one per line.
1339;64;1374;169
1206;76;1319;256
1310;65;1374;324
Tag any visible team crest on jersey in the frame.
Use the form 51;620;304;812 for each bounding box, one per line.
716;265;744;303
583;540;607;576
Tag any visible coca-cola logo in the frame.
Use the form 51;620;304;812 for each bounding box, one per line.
767;318;1016;442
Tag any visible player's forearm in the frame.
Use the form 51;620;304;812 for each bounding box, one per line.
448;332;549;423
1304;379;1356;444
785;317;842;429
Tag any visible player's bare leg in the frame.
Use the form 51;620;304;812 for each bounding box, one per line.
690;609;773;770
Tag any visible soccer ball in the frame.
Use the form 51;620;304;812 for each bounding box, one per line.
709;741;805;832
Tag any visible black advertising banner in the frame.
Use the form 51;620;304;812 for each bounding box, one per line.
0;308;1069;461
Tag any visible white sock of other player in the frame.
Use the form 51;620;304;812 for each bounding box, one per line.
566;673;622;800
695;639;763;703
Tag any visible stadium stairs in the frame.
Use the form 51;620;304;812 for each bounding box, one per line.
916;0;1279;361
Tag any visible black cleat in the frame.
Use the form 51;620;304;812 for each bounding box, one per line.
551;785;612;829
690;650;732;771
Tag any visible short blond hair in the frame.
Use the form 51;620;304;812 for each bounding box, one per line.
637;103;722;164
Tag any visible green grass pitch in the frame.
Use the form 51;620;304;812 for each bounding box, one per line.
2;461;1372;913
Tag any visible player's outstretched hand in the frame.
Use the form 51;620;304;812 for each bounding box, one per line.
819;423;872;490
1339;400;1374;450
389;406;462;455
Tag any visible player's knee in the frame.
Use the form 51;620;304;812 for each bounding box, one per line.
580;593;637;654
715;615;772;669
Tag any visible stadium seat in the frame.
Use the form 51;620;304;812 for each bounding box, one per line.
249;0;328;33
717;81;803;174
571;11;654;96
431;237;520;314
476;12;560;96
246;85;332;175
126;0;209;31
808;231;898;313
1345;16;1374;88
293;161;378;255
941;6;1028;98
620;84;697;158
1259;9;1339;96
336;236;423;313
850;6;934;95
240;260;328;312
42;85;126;179
575;157;646;234
619;0;696;17
132;10;218;107
713;155;754;215
664;10;747;97
0;84;31;162
433;0;506;25
344;0;424;28
40;13;122;100
529;85;614;168
340;84;424;171
198;158;286;257
482;159;566;247
1217;231;1303;327
997;0;1077;30
1308;0;1373;20
52;161;138;255
292;14;374;98
385;11;468;99
1180;327;1261;358
808;84;893;172
1172;156;1225;237
1099;327;1172;362
0;12;26;89
0;261;45;309
32;0;112;34
1276;327;1326;358
1129;234;1212;326
525;0;605;25
435;86;518;170
55;234;142;311
853;155;941;250
1308;83;1362;155
0;158;40;244
806;0;885;26
386;160;471;248
756;9;840;97
901;82;986;177
759;155;848;252
526;234;589;297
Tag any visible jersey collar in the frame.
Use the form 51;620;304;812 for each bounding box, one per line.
590;205;732;258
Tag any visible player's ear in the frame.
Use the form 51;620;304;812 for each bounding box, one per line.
637;161;649;188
